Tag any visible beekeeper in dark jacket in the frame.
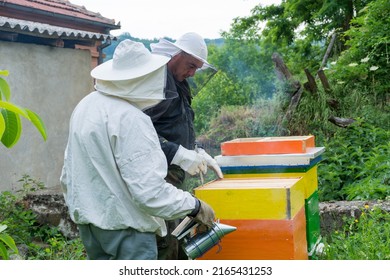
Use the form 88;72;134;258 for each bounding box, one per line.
145;32;223;260
60;39;215;260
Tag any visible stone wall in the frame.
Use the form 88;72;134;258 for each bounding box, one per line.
319;200;390;236
23;185;79;239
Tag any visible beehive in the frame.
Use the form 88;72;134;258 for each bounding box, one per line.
210;137;325;257
194;177;308;260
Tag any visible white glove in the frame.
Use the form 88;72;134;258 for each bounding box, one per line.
171;145;207;175
198;148;224;179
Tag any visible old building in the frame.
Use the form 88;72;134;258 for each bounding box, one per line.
0;0;120;191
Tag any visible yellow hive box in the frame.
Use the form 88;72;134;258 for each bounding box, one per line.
194;177;305;220
223;166;318;199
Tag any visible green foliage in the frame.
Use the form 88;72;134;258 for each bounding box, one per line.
27;226;86;260
317;120;390;201
0;70;47;148
0;177;39;259
193;39;278;134
342;144;390;200
0;224;19;260
207;106;258;144
193;72;248;134
0;176;44;245
0;190;37;245
320;206;390;260
212;39;276;100
0;176;86;260
327;0;390;106
227;0;376;76
17;174;45;194
203;98;284;146
289;88;335;139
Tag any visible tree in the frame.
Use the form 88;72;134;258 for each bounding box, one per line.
226;0;375;74
192;39;278;134
328;0;390;106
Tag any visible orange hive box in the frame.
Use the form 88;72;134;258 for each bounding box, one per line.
220;136;315;156
198;207;308;260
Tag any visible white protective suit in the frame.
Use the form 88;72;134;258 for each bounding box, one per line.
60;66;196;237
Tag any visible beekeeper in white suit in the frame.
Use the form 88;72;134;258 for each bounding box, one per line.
60;39;215;260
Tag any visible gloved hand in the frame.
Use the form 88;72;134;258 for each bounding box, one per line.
193;199;215;230
197;148;224;179
171;145;207;176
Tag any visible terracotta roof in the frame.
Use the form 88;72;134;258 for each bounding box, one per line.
1;0;119;28
0;15;114;40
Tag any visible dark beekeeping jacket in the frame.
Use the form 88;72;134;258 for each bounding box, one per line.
144;70;196;187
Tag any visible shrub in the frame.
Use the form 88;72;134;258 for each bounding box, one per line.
318;120;390;201
320;206;390;260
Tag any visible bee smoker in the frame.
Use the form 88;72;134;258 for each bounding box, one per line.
172;218;236;259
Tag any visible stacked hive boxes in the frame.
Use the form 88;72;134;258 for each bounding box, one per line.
194;136;324;259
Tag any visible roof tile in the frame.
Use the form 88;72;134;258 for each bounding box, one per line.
2;0;118;26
